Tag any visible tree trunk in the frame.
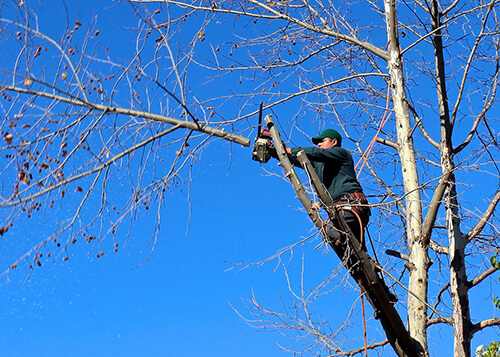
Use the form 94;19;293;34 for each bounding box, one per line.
446;171;472;356
384;0;427;354
429;1;472;354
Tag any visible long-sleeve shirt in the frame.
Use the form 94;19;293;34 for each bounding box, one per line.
289;146;363;201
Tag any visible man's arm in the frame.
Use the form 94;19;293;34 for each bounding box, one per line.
285;146;302;167
290;146;348;163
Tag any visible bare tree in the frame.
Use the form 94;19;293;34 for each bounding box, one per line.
0;0;251;269
1;0;499;356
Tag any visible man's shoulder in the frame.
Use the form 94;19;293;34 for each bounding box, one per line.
325;147;352;156
291;146;353;160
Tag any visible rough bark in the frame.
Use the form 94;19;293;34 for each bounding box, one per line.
447;175;471;357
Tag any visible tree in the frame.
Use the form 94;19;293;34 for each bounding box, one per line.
1;0;499;356
0;0;250;267
476;342;500;357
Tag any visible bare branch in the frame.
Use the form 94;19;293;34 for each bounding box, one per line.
427;317;453;327
326;340;390;356
469;266;498;288
441;0;461;16
449;0;497;127
430;283;450;320
407;105;439;149
467;190;500;242
0;84;251;146
1;124;182;208
454;62;499;154
421;171;453;246
378;264;446;320
429;240;449;255
472;318;500;335
133;0;391;60
375;136;399;150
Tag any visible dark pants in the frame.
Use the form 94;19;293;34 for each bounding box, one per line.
325;209;397;304
325;209;364;248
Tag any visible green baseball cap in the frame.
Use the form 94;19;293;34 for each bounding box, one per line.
312;129;342;146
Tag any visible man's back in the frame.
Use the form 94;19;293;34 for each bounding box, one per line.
289;146;362;201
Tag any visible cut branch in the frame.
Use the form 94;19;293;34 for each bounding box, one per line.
0;84;251;147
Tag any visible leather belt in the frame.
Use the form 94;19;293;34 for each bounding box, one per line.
335;191;370;225
336;191;368;204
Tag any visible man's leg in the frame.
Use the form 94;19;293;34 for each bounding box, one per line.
325;209;363;247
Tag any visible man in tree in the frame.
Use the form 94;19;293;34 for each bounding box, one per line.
284;129;399;308
284;129;370;246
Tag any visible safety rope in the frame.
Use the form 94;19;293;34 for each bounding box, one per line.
357;40;402;177
352;82;392;355
351;208;368;357
356;82;392;179
326;204;369;354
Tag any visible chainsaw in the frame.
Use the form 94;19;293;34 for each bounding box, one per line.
251;102;275;163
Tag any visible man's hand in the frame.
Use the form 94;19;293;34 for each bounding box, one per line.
311;202;321;210
269;147;278;159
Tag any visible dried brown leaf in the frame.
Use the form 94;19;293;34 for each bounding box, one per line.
4;133;13;145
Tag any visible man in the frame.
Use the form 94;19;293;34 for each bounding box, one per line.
284;129;370;246
282;129;398;305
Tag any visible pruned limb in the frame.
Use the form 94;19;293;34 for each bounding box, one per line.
427;317;453;327
386;249;409;261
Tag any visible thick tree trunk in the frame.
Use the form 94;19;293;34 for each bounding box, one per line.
384;0;427;354
429;1;472;354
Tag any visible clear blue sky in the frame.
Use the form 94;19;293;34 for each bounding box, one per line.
0;1;499;356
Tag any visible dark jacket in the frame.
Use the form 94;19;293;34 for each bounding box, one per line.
289;146;363;201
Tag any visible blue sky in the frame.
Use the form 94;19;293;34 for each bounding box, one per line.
1;0;499;356
0;139;299;356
